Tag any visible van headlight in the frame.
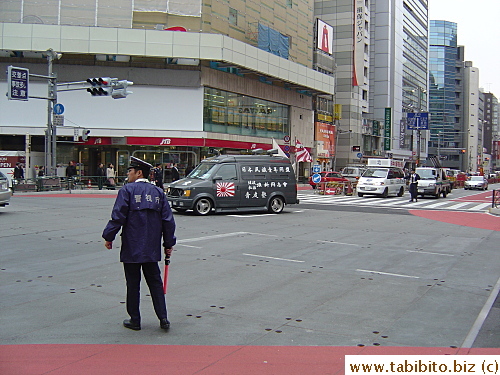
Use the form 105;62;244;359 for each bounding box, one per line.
183;189;191;197
0;181;6;190
428;183;435;187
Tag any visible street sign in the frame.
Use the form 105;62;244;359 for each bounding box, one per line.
407;112;429;130
53;114;64;126
312;165;321;173
53;103;65;115
284;145;290;152
284;135;291;143
7;66;29;101
312;173;322;184
356;152;363;159
73;128;79;142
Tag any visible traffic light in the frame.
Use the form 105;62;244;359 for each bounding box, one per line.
86;77;113;96
82;129;90;141
111;80;133;99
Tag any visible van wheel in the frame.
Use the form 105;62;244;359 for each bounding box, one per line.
173;208;187;213
193;198;213;215
358;192;364;197
381;188;388;198
397;187;404;197
268;196;285;214
442;190;447;198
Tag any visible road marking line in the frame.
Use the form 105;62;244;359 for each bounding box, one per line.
421;201;451;208
243;253;305;263
178;232;276;243
468;203;491;211
406;250;454;257
446;202;474;210
317;240;360;247
461;275;500;348
228;214;277;218
356;269;420;279
176;244;203;249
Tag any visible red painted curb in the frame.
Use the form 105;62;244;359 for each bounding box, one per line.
410;210;500;231
1;344;497;375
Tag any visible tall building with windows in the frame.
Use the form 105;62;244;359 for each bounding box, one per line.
428;20;466;170
0;0;332;181
314;0;428;169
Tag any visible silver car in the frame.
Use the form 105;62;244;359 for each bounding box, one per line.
0;171;12;207
464;176;488;190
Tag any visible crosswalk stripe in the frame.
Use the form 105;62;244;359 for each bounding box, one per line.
296;193;490;212
468;203;491;210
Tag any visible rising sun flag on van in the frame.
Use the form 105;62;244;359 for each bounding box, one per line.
295;139;313;162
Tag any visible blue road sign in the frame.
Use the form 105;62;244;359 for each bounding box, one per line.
356;152;363;159
7;66;29;101
53;103;65;115
312;173;322;184
407;112;429;130
312;165;321;173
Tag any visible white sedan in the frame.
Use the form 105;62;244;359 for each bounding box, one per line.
464;176;488;190
0;171;12;207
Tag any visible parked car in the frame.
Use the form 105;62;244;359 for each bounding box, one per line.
341;166;366;182
308;171;349;189
464;176;488;190
0;171;12;207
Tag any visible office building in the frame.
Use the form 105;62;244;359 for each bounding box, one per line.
0;0;333;180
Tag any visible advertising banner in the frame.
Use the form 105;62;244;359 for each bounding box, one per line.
352;0;365;86
384;108;392;151
317;19;334;55
315;122;335;158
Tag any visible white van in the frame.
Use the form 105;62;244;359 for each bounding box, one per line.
356;159;406;198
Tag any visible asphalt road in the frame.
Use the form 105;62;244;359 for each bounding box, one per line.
1;191;499;349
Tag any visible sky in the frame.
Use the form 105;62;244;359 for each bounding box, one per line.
429;0;500;96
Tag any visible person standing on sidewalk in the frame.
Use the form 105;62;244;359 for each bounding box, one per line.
102;156;176;331
96;163;106;190
106;163;116;189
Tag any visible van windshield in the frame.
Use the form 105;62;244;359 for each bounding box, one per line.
362;168;388;178
416;169;437;180
188;163;217;179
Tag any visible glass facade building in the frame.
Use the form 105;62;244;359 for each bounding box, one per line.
429;20;459;148
203;87;290;138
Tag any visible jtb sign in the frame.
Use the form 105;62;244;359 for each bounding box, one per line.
407;112;429;130
7;66;29;101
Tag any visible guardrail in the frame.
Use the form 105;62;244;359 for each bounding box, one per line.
493;189;500;209
11;176;127;192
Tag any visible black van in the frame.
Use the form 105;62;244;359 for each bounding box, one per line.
165;155;299;215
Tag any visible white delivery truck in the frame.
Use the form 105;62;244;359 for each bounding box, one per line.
415;167;451;198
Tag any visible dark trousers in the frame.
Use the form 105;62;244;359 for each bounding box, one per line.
409;183;418;200
123;262;167;323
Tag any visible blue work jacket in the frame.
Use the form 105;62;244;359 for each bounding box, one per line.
102;180;176;263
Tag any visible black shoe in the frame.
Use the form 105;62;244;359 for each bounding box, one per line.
123;319;141;331
160;318;170;330
409;199;413;202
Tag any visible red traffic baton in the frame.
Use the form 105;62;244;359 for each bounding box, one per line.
163;256;170;294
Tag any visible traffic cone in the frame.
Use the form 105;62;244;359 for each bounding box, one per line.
88;179;92;189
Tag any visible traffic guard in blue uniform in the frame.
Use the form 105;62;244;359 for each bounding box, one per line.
103;156;176;331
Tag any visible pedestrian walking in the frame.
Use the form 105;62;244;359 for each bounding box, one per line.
407;169;420;202
37;166;45;177
13;162;24;183
106;163;116;189
185;165;194;177
153;163;164;189
96;163;106;190
103;157;176;331
171;163;180;182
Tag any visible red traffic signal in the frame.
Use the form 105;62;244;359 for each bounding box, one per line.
86;77;112;96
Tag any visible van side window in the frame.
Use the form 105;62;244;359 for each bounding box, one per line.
216;164;237;180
